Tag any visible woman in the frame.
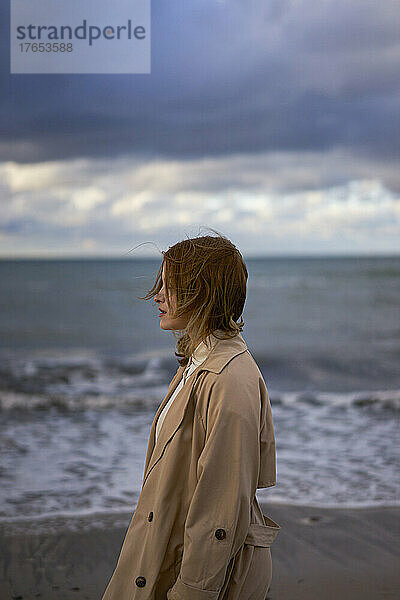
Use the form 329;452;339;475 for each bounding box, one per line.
102;232;280;600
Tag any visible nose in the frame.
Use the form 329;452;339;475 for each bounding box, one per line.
154;288;164;303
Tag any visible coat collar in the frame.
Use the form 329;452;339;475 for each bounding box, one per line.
189;329;223;367
192;331;247;374
142;333;248;488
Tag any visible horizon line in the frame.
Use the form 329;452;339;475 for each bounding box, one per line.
0;252;399;261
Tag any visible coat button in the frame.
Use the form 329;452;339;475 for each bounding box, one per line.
148;511;153;522
215;528;226;540
135;576;146;587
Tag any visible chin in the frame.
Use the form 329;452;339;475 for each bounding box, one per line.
160;317;185;331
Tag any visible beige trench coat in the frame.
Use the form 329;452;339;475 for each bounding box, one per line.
102;333;280;600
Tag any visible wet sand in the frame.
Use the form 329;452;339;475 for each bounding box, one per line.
0;503;399;599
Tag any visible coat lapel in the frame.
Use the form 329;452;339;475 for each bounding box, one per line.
142;365;184;481
142;333;248;488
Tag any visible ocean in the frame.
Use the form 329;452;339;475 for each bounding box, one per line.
0;256;399;527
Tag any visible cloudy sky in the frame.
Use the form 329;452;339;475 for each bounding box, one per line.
1;0;399;257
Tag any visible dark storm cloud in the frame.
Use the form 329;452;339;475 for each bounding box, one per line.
1;1;399;165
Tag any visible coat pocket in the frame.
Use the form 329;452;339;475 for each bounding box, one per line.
244;513;280;547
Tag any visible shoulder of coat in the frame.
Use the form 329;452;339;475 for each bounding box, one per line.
193;352;266;421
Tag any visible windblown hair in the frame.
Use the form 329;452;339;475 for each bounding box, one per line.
139;230;248;367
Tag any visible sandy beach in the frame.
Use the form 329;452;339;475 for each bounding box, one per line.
0;502;398;600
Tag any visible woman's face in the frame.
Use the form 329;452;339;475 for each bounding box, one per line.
154;265;190;331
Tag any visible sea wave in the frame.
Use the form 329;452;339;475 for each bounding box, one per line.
1;387;399;412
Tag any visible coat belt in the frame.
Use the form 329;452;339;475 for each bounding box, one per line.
244;514;280;547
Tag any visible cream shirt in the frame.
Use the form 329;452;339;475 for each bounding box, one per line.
155;330;224;443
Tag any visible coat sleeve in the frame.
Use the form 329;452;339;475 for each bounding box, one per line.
166;371;261;600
